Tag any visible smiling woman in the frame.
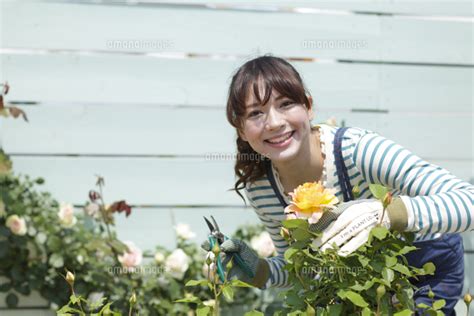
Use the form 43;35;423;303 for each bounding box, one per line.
226;56;320;202
213;55;473;314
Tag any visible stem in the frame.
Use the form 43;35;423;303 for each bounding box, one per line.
70;286;85;314
128;305;133;316
379;206;387;225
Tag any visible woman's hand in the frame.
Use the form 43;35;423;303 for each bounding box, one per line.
312;199;390;256
201;238;270;288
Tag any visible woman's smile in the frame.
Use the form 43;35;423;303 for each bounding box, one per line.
264;131;295;148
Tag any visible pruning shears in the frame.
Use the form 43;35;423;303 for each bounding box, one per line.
203;215;255;283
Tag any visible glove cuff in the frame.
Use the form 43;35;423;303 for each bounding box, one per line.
250;258;270;289
386;197;408;231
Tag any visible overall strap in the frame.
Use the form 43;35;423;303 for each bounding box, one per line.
265;159;289;208
334;127;354;202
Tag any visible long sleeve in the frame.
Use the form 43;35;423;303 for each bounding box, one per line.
351;130;473;237
245;188;290;288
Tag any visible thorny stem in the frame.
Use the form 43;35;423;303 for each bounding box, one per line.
69;284;85;314
95;179;134;297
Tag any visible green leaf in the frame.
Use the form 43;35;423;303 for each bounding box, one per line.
70;294;81;304
385;255;397;267
282;219;308;229
392;263;411;276
327;304;342;316
369;184;389;200
284;248;299;263
175;296;200;303
244;310;264;316
196;306;211;316
371;226;389;240
381;268;394;284
393;310;412;316
432;299;446;310
361;307;372;316
6;292;18;308
185;279;210;287
222;285;234;302
357;255;370;267
397;245;417;255
344;291;368;308
336;289;347;299
422;262;436;275
230;279;254;288
57;305;83;315
293;227;312;241
47;235;62;252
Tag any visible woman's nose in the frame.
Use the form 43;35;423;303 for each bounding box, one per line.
264;107;284;131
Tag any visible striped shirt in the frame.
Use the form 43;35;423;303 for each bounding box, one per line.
244;124;474;288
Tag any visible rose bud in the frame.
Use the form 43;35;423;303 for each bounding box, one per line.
352;185;360;199
65;270;75;286
129;292;137;305
211;243;220;256
88;190;101;202
382;192;393;209
464;292;472;306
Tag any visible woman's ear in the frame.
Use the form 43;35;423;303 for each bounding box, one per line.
238;128;248;142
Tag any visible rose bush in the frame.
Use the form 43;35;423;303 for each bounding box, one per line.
0;150;272;314
276;182;446;315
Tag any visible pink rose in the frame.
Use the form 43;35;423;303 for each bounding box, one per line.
6;215;27;235
118;241;143;270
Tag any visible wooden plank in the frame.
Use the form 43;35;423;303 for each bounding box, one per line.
3;104;471;160
2;2;472;64
1;2;381;60
9;156;245;205
151;0;474;16
1;54;470;111
8;154;473;206
115;206;259;251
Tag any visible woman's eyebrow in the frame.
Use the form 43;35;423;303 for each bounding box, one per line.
246;95;289;108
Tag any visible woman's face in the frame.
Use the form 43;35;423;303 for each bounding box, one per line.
239;85;314;163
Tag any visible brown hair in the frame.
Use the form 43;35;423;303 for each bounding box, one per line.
226;55;313;202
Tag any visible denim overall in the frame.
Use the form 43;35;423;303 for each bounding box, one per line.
333;127;464;315
265;127;464;315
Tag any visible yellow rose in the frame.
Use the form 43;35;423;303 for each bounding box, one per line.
284;182;339;224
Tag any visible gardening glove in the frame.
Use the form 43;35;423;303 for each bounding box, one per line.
308;199;377;233
201;238;270;289
312;198;406;256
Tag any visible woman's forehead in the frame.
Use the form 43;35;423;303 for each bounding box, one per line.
245;83;283;106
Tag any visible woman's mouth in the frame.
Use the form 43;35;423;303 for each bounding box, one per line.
264;131;295;148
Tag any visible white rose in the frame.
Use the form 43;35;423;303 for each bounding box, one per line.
154;252;165;264
165;248;189;280
6;215;27;235
87;292;104;305
203;299;216;307
251;231;276;258
58;203;77;228
117;241;143;270
84;202;101;219
174;223;196;240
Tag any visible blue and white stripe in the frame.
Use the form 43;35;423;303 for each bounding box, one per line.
244;124;473;288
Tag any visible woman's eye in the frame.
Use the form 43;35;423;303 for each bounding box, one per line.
281;101;294;107
248;110;262;118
